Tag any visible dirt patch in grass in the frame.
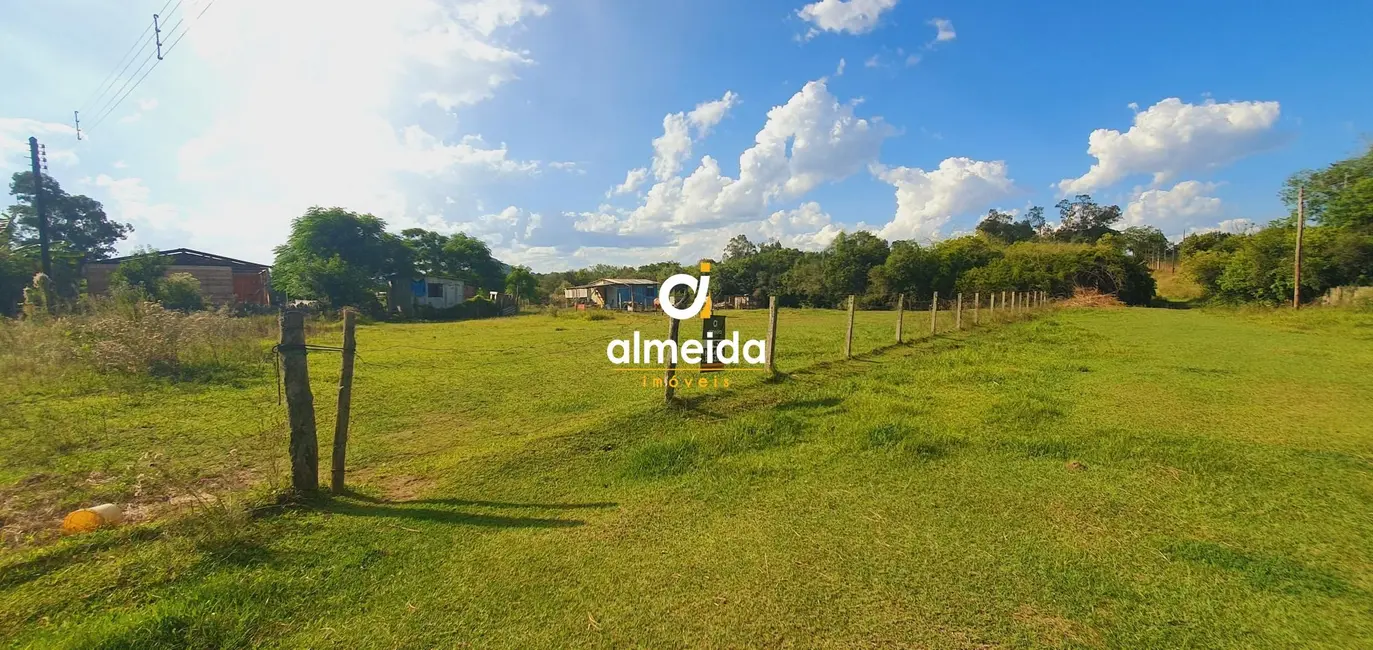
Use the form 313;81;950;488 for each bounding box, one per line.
1013;604;1104;648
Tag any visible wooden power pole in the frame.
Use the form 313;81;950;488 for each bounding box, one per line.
27;138;51;279
1293;186;1305;308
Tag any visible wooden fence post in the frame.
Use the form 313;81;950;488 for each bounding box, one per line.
1001;291;1007;318
974;292;980;326
279;310;318;494
664;304;682;402
955;293;963;330
766;296;779;375
895;293;904;343
331;309;357;494
844;295;855;359
930;291;939;336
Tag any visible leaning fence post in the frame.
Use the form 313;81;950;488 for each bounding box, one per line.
844;295;855;359
956;293;963;330
766;296;779;375
930;291;939;336
895;293;905;343
279;310;319;494
331;309;357;494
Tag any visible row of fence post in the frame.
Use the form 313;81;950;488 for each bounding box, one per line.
813;289;1053;365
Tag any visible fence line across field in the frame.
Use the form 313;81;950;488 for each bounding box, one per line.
272;290;1057;493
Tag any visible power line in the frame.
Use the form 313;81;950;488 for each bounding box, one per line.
76;0;216;136
76;23;153;116
86;48;159;132
164;0;216;56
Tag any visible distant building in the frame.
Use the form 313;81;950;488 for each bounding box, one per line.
407;275;467;310
85;248;271;305
564;278;660;310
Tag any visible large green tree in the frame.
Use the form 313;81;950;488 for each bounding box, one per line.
1282;145;1373;229
272;207;414;307
504;265;538;302
1052;194;1122;243
4;171;132;303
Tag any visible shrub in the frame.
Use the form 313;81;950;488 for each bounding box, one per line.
159;273;205;311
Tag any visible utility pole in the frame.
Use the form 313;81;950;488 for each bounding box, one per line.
28;137;51;279
1293;186;1305;308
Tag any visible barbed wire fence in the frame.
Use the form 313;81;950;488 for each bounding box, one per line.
271;290;1056;491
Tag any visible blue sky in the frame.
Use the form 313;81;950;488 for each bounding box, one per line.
2;0;1370;271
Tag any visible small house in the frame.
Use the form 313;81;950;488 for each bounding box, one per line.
565;278;660;310
409;275;466;310
85;248;271;305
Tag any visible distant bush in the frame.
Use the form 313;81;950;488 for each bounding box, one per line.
416;295;501;321
1184;226;1373;305
957;241;1155;305
159;273;205;311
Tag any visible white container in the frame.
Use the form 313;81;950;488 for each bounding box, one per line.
61;503;124;533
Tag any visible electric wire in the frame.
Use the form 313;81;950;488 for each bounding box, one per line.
79;0;216;135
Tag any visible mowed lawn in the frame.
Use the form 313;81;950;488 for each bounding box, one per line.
2;306;1372;648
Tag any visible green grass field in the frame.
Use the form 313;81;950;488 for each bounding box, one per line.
2;305;1372;648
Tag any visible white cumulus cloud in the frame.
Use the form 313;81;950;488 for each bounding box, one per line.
927;18;955;45
797;0;899;37
650;91;740;181
1123;180;1223;232
874;157;1017;241
1058;97;1281;195
605;78;892;237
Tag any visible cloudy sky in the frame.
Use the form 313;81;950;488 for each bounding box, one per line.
2;0;1370;270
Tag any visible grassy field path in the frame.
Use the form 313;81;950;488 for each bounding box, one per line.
2;307;1371;648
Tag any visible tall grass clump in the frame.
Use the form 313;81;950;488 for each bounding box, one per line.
0;300;274;383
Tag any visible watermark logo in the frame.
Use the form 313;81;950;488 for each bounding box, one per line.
605;261;767;370
658;262;712;320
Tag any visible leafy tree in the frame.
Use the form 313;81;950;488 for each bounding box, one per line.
5;172;132;303
109;247;169;298
1179;231;1236;256
822;231;889;302
875;240;938;300
1052;194;1122;243
958;241;1155;305
1119;226;1169;260
1281;144;1373;228
7;172;131;260
931;236;1001;295
975;208;1041;244
443;233;504;290
505;265;538;302
398;229;505;291
272;207;413;307
723;234;759;261
779;253;827;306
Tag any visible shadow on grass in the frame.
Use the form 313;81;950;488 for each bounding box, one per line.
322;499;588;528
344;491;617;511
0;527;162;590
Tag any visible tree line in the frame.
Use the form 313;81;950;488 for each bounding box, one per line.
4;144;1368;318
536;194;1161;308
1180;146;1373;304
